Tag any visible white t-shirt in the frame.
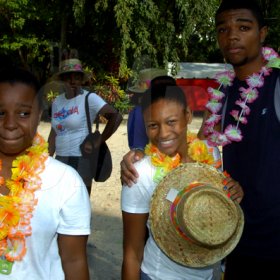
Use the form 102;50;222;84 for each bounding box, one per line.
0;157;91;280
121;143;222;280
51;89;106;156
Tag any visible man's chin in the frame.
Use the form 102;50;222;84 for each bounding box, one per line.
226;57;249;68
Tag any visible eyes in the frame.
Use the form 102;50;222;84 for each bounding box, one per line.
217;24;251;34
146;119;177;130
0;110;31;119
61;73;83;82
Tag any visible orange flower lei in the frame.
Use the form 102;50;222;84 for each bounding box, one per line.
0;134;48;262
144;132;215;183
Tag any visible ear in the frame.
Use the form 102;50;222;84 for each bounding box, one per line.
185;106;193;124
260;26;268;44
38;110;43;125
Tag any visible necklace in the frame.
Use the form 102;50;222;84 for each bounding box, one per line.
145;132;216;183
0;134;48;266
204;47;280;147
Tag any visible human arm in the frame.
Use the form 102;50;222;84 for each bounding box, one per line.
120;149;145;187
58;234;89;280
47;127;57;156
122;212;149;280
98;104;123;144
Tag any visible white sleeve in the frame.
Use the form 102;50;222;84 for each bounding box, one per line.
57;169;91;235
87;92;107;113
121;158;156;214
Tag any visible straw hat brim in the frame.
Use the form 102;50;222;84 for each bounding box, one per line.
149;162;244;268
127;68;168;93
51;71;90;83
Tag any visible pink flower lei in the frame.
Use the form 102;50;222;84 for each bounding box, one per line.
204;47;280;147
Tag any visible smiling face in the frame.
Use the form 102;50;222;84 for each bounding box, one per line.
143;98;191;158
0;83;42;157
216;9;267;75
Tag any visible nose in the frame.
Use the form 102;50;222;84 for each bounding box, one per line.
4;114;17;130
159;124;170;139
68;74;76;84
227;27;239;41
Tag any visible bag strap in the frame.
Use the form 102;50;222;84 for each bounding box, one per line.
85;92;100;133
85;92;92;133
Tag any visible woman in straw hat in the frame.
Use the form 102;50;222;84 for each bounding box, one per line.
121;80;244;280
48;49;122;195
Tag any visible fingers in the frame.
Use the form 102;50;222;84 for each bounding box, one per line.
120;150;144;187
223;177;244;204
120;159;138;187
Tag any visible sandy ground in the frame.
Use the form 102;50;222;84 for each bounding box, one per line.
38;114;203;280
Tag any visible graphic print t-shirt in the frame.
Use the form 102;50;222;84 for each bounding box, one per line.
51;91;106;156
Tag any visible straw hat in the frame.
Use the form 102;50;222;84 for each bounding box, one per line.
57;58;84;76
52;58;91;83
150;162;244;268
127;68;167;93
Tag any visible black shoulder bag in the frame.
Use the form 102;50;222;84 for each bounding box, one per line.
80;93;113;182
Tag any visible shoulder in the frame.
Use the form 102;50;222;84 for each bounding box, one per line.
122;157;156;213
135;156;156;180
123;156;156;190
41;157;85;191
52;94;64;105
84;90;106;103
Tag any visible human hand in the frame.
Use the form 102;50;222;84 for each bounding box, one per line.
120;149;144;187
223;176;244;204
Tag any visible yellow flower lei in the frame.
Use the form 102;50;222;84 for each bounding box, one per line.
144;132;215;183
0;133;48;262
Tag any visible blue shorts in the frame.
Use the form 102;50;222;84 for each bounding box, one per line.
141;270;152;280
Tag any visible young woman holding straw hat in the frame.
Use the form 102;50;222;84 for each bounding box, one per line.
121;80;244;280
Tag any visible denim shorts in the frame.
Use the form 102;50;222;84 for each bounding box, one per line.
141;270;152;280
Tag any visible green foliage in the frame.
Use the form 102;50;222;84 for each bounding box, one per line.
114;0;220;71
90;72;131;114
1;0;280;113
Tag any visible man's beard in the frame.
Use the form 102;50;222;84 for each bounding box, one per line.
227;56;249;68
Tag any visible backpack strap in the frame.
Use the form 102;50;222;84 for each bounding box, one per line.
274;74;280;123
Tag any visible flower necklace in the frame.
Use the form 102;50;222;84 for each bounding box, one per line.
0;133;48;271
145;132;217;183
204;47;280;147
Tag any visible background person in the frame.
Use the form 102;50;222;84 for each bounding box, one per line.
48;49;122;195
126;68;167;151
0;67;91;280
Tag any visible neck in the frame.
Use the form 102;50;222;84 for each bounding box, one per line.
233;56;265;81
65;87;81;99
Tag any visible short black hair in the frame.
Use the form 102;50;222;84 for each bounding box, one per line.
150;75;176;87
0;67;44;109
216;0;266;28
141;83;187;113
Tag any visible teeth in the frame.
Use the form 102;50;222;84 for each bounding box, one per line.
160;140;173;145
